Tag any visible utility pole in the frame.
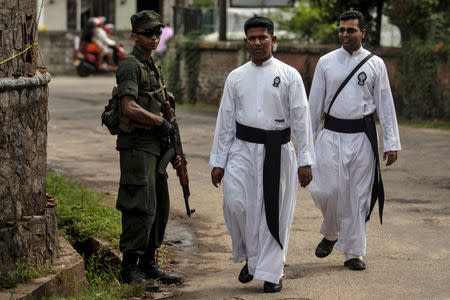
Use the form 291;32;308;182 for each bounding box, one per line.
218;0;226;41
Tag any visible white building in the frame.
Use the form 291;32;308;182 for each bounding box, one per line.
37;0;175;31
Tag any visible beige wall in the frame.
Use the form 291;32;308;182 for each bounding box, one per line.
39;0;67;31
115;0;136;30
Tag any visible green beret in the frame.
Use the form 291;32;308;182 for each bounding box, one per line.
130;10;164;30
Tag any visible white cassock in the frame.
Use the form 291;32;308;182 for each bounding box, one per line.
309;47;401;256
209;57;315;284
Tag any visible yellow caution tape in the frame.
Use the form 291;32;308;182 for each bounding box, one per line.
0;42;38;65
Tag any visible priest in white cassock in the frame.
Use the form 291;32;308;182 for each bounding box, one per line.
209;16;315;293
308;10;401;271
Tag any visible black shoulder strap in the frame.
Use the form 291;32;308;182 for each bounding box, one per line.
326;53;374;115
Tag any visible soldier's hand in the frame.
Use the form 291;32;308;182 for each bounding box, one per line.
298;165;312;188
159;119;175;137
172;155;186;169
211;167;224;187
383;150;398;166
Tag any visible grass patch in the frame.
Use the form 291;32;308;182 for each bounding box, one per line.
0;262;53;290
398;119;450;130
47;255;144;300
45;172;175;299
178;102;219;111
46;172;122;248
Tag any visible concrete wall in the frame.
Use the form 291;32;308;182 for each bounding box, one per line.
38;0;67;31
115;0;136;30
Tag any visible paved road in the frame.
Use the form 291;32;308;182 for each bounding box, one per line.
48;76;450;299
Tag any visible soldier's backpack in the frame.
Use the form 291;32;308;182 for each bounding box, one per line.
101;86;122;135
101;86;157;135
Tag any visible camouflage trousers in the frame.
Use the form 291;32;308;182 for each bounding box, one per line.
116;148;170;256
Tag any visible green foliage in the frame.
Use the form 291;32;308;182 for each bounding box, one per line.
178;102;219;111
163;46;183;102
273;0;384;46
45;173;175;299
388;1;450;121
163;32;202;105
398;118;450;130
0;262;52;290
48;256;143;300
385;0;441;41
271;0;337;44
398;38;449;120
190;0;215;7
46;172;122;248
182;33;202;104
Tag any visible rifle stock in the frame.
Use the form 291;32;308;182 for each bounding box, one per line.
161;87;195;217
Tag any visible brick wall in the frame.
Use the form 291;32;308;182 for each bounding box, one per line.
194;42;401;106
35;31;403;105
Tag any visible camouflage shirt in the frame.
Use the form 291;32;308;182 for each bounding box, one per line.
115;46;165;156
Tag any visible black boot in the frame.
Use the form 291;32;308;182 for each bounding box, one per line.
238;263;253;283
120;253;159;292
263;280;283;293
138;259;183;284
315;237;338;258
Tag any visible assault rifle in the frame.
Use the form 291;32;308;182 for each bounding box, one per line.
158;87;195;217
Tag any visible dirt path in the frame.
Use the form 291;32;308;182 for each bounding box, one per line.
48;76;450;299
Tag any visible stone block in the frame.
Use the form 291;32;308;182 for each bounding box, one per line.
0;91;8;110
0;235;86;300
0;207;57;272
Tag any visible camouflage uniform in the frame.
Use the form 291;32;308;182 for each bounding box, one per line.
116;10;182;290
115;45;169;259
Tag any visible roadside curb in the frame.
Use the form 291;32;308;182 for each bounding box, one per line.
0;235;86;300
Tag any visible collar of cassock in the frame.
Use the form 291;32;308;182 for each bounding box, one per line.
250;56;274;68
339;46;365;57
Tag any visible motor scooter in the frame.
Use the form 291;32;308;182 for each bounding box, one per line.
73;36;126;77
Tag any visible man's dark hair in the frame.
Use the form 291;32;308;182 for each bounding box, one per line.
339;10;366;29
244;16;274;36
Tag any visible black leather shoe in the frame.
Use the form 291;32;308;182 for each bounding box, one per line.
238;263;253;283
344;258;366;270
119;264;159;292
264;281;282;293
315;237;338;258
139;261;183;284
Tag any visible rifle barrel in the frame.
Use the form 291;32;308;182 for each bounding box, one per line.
182;184;194;217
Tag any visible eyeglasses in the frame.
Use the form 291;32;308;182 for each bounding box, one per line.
338;27;360;34
135;30;162;38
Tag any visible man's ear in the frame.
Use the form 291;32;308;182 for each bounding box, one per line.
271;35;277;45
131;32;138;41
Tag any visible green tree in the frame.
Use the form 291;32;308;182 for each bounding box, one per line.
271;1;337;43
384;0;442;42
383;0;449;120
310;0;385;47
273;0;386;47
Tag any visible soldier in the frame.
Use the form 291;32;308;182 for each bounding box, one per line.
115;10;182;291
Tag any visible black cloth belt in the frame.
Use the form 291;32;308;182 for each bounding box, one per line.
235;122;291;249
323;113;384;224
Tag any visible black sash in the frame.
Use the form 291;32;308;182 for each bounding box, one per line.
235;122;291;249
324;113;384;223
